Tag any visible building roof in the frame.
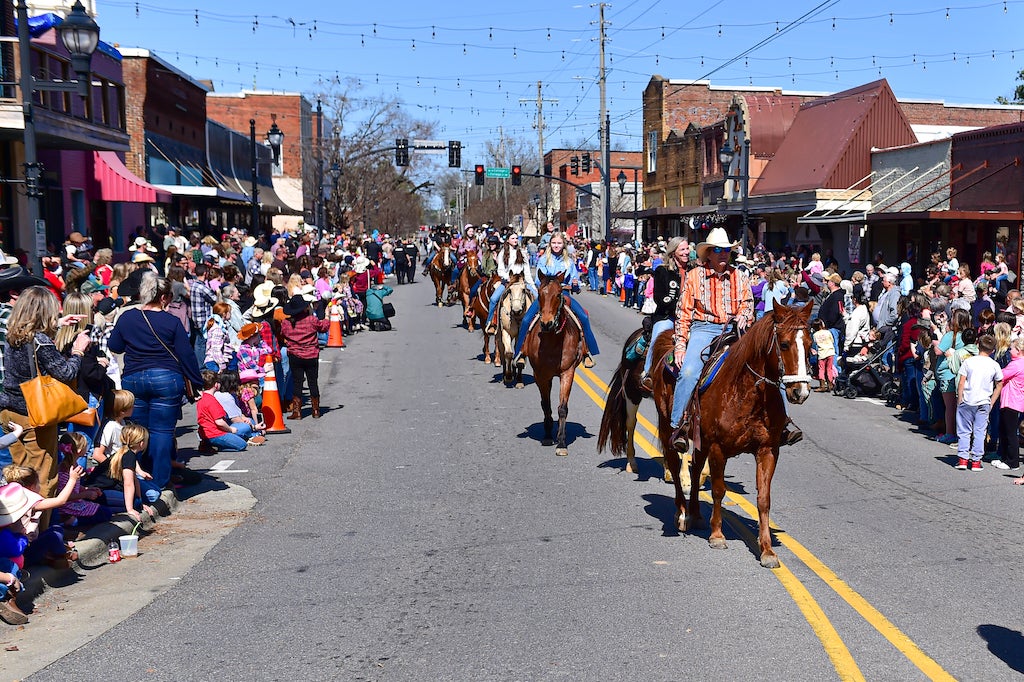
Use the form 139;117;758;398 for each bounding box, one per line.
754;79;918;195
119;48;211;92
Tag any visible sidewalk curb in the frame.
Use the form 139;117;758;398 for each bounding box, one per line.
16;488;180;608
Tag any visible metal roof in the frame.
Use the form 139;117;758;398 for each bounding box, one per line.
754;80;918;196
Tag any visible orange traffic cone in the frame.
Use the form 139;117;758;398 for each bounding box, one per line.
260;359;291;434
327;305;345;348
619;285;626;303
605;279;613;294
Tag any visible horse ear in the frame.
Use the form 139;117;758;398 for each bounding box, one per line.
800;301;814;320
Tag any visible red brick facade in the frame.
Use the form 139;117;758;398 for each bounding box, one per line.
543;149;643;225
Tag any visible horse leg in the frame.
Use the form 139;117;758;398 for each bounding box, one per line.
755;447;781;569
707;447;728;549
537;375;554;446
661;446;687;531
686;447;708;530
624;399;639;474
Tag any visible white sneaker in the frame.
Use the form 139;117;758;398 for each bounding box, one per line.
990;460;1011;470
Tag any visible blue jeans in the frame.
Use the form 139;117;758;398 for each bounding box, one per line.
514;295;600;358
901;361;923;418
210;432;248;452
829;328;841;374
486;281;538;325
670;321;725;428
588;269;600;292
122;369;183;489
643;319;676;376
102;475;162;514
193;329;207;367
957;403;991;460
0;558;20;599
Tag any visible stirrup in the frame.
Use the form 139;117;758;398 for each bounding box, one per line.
513;353;526;368
485;322;497;335
781;419;803;447
582;354;596;369
670;424;690;453
639;372;653;394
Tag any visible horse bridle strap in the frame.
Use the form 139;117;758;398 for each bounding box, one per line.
746;322;812;388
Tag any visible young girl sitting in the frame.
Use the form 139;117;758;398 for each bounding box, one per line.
238;369;264;425
92;389;135;469
56;433;111;529
214;370;265;446
84;424;159;523
235;323;273;381
0;483;33;624
2;464;85;569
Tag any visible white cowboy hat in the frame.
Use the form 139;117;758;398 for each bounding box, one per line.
297;283;317;302
243;236;257;247
133;236;158;253
132;252;155;264
250;282;279;313
352;256;370;274
696;227;740;260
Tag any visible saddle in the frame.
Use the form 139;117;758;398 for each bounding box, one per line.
663;326;740;437
523;298;586;343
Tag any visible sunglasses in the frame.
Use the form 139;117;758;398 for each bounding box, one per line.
711;246;731;254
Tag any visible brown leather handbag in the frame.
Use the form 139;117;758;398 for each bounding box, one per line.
19;343;88;428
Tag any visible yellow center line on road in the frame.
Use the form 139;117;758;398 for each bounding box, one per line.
572;365;954;682
570;369;864;681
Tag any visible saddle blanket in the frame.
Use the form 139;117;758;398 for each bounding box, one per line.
660;348;729;394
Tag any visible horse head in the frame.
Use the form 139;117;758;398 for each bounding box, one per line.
465;250;480;278
537;271;566;332
772;302;814;404
507;273;529;315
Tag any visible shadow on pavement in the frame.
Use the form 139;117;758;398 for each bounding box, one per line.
977;624;1024;674
517;421;593;446
597;456;666;482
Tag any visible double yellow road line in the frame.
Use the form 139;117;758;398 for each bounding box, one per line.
572;366;954;682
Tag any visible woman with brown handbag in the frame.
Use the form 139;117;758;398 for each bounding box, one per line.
0;286;90;523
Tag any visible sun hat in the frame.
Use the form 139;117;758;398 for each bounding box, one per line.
243;236;257;248
237;322;260;342
695;227;740;261
81;277;109;295
250;282;279;315
352;256;370;274
0;248;18;267
282;294;310;317
297;284;317;302
132;252;155;264
133;236;158;253
0;483;35;526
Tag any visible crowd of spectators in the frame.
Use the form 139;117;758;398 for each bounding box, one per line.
0;224;401;625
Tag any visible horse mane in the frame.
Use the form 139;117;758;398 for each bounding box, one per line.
718;305;805;382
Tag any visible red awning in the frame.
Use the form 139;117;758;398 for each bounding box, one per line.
92;151;172;204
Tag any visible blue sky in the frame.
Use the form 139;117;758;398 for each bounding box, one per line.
95;0;1024;166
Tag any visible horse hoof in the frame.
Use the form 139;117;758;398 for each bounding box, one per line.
625;461;636;474
542;438;554;446
709;537;728;550
760;553;781;569
555;447;568;457
515;383;524;389
678;513;691;532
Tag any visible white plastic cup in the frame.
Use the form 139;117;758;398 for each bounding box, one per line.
118;534;139;557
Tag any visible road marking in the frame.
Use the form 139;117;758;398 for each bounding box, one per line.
573;366;953;681
203;459;249;474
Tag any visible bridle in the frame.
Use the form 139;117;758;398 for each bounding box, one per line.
745;321;813;389
539;277;567;333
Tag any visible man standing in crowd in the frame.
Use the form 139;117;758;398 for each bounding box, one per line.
190;263;218;366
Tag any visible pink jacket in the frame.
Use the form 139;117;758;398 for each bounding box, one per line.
998;357;1024;412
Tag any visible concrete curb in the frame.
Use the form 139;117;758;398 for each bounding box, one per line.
16;488;180;607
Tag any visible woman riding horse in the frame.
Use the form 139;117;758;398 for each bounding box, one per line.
668;228;802;452
639;236;686;392
485;232;537;335
512;232;599;369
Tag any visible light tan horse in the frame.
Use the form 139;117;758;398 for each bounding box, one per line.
496;274;533;388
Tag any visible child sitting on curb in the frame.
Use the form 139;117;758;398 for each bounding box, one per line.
196;370;252;452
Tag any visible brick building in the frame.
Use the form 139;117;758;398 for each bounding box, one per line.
542;148;643;240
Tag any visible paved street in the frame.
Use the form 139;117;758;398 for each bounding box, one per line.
12;277;1024;681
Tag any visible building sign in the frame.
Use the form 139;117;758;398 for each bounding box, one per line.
849;225;862;264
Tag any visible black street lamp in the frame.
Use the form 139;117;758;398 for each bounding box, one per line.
18;0;100;273
616;168;640;244
718;138;751;256
250;116;285;238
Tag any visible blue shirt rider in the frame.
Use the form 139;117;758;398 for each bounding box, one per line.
485;232;538;334
513;232;600;369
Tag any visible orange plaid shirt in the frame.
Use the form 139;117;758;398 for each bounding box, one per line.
674;264;754;348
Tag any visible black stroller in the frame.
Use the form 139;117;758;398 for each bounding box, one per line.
833;338;900;404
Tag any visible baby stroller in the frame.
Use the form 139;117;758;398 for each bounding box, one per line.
833;338;900;404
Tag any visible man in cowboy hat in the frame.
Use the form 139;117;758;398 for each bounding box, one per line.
668;228;802;451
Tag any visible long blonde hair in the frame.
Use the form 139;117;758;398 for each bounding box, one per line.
55;292;92;352
6;286;60;347
107;424;149;483
993;322;1013;360
541;231;570;269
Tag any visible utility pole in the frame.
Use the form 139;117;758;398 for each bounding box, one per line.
519;81;559;226
595;2;612;242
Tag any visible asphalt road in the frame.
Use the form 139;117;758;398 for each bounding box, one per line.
19;276;1024;681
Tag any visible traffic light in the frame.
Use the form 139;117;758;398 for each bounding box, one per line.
474;164;485;186
570;155;579;176
395;138;409;166
448;140;461;168
581;152;591;174
511;165;522;186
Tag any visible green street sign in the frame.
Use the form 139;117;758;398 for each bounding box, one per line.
485;167;510;179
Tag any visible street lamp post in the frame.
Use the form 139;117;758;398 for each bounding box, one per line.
17;0;100;274
718;138;751;256
616;169;639;244
315;98;324;230
250;116;284;239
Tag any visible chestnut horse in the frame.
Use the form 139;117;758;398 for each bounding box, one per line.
457;250;482;329
523;272;584;456
495;274;533;388
469;274;500;362
649;303;813;568
429;246;454;307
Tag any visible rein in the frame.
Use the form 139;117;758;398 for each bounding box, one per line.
744;322;812;388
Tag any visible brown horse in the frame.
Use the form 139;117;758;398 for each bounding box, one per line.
457;250;482;329
495;274;534;387
429;246;454;306
469;274;500;362
649;303;813;568
523;272;584;456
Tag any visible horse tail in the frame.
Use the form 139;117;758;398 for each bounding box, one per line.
597;330;642;456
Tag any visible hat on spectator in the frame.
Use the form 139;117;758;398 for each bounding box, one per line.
237;322;260;342
0;483;34;526
96;297;120;316
243;236;257;248
352;256;370;274
250;282;279;316
282;294;310;317
81;277;108;295
117;269;147;301
132;252;155;264
887;266;899;277
810;272;825;289
133;236;158;253
201;235;219;246
696;228;739;260
0;248;18;267
297;284;317;302
0;266;47;292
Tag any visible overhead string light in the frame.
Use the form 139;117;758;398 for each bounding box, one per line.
135;2;139;18
252;16;257;33
194;9;198;26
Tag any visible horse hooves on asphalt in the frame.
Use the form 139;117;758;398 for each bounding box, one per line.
555;447;568;457
514;382;524;389
542;438;554;446
760;553;781;570
709;537;728;550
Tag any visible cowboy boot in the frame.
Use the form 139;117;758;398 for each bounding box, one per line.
781;418;803;447
639;371;654;394
485;312;498;335
311;397;321;419
289;397;302;420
